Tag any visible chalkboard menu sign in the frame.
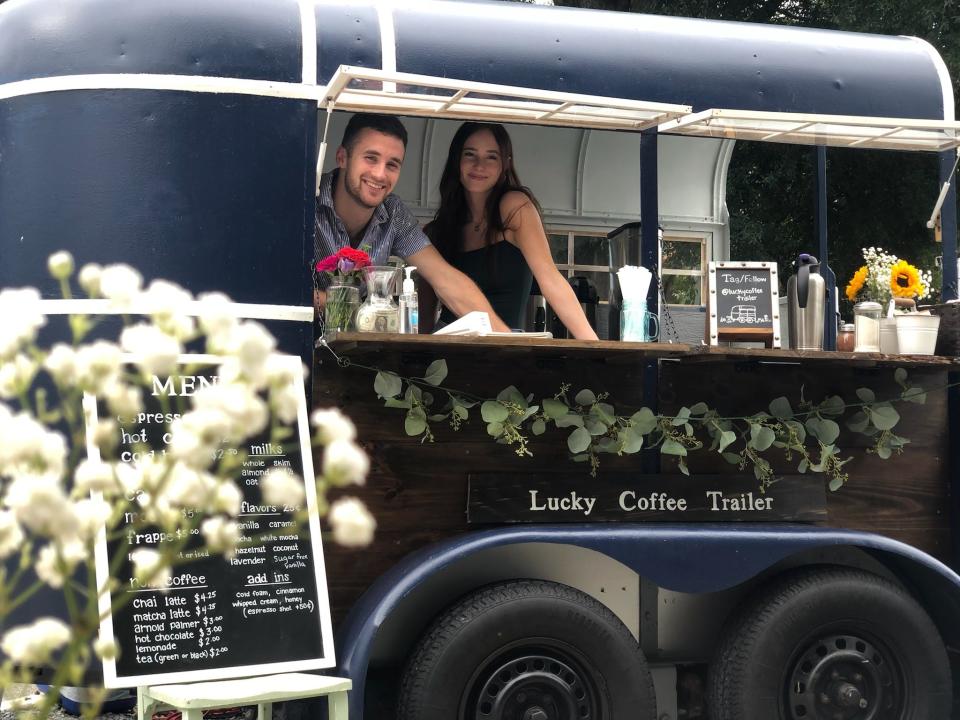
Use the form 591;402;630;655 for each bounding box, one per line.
87;354;334;687
707;261;781;347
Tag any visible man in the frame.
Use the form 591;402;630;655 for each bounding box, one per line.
314;113;511;332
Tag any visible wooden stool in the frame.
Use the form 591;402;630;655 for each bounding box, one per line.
137;672;351;720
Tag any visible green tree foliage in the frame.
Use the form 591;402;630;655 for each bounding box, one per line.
556;0;958;307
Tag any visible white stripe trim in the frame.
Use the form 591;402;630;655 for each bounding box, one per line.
375;3;397;92
37;299;314;322
905;36;955;122
299;0;318;85
0;73;323;103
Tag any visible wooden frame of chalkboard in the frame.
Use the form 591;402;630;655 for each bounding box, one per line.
85;353;336;687
706;261;781;348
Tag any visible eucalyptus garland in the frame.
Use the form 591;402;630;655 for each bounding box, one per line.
367;360;932;492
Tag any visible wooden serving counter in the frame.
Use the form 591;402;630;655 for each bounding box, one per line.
313;333;958;622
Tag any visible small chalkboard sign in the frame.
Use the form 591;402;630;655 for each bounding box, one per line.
86;354;335;687
707;261;781;347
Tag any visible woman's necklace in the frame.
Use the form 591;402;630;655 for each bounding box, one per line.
472;218;485;232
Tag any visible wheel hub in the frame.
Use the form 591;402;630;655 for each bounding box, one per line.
471;652;597;719
787;633;900;720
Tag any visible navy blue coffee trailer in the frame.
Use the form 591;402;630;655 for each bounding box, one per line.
3;0;960;718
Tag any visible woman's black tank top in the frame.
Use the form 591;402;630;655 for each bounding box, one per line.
439;241;533;330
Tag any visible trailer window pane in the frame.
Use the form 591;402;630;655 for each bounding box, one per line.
573;234;608;266
548;234;568;265
663;239;702;271
662;274;702;306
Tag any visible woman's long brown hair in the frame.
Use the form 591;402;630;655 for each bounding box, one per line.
426;122;542;262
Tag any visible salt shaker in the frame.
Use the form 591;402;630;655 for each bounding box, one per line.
853;301;882;352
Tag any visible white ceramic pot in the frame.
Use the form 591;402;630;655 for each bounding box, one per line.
879;317;898;354
895;313;941;355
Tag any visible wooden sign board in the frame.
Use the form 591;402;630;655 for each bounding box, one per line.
87;354;335;687
706;261;781;348
468;473;825;524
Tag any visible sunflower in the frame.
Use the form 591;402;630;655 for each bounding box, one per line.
845;266;868;302
889;260;925;298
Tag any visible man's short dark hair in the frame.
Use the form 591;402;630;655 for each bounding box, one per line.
341;113;408;152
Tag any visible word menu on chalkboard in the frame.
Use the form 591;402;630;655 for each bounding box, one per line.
706;261;781;347
87;354;334;687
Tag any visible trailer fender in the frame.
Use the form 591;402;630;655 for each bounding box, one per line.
336;524;960;720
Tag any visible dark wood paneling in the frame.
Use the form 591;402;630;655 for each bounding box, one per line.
314;337;953;624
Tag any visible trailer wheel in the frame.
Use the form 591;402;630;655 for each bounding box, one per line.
707;567;951;720
397;579;655;720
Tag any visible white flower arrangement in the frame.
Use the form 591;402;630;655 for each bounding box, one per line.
846;246;934;308
0;251;374;718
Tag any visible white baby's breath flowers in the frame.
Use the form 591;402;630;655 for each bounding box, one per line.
168;408;233;469
328;497;376;547
120;323;183;377
223;321;276;386
75;340;123;394
322;439;369;487
44;343;79;386
115;454;170;498
142;280;196;340
260;468;306;507
78;263;103;297
161;463;218;510
48;250;74;280
270;382;301;424
311;408;356;445
5;475;77;538
99;263;143;309
201;517;240;556
74;497;112;541
36;540;87;588
212;481;243;516
91;418;119;454
73;459;121;497
197;292;239;352
192;382;268;442
0;412;66;481
0;511;24;558
130;548;172;587
0;288;45;360
0;353;38;399
94;636;119;661
104;380;143;420
1;618;71;665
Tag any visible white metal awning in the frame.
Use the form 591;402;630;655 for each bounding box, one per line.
319;66;693;131
658;108;960;152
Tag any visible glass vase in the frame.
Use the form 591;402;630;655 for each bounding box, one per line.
324;283;360;334
356;266;400;333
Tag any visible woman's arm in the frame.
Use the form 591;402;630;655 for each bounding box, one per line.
502;193;599;341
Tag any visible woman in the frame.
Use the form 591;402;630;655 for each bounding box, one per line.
421;122;599;340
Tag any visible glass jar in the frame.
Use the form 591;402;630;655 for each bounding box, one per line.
853;301;882;352
836;322;855;352
356;266;400;333
323;283;359;334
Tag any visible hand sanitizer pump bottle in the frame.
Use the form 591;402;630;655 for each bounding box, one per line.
400;266;419;334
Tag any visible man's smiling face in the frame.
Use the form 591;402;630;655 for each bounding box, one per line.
337;129;405;210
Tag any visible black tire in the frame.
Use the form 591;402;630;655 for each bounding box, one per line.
397;579;656;720
707;567;951;720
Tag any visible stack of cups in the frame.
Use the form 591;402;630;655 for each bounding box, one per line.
617;266;659;342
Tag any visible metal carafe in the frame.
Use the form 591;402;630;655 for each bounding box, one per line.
787;253;825;350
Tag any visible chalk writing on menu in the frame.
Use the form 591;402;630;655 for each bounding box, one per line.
94;360;334;686
715;268;774;328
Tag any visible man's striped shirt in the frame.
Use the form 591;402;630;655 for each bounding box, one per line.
313;170;430;288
